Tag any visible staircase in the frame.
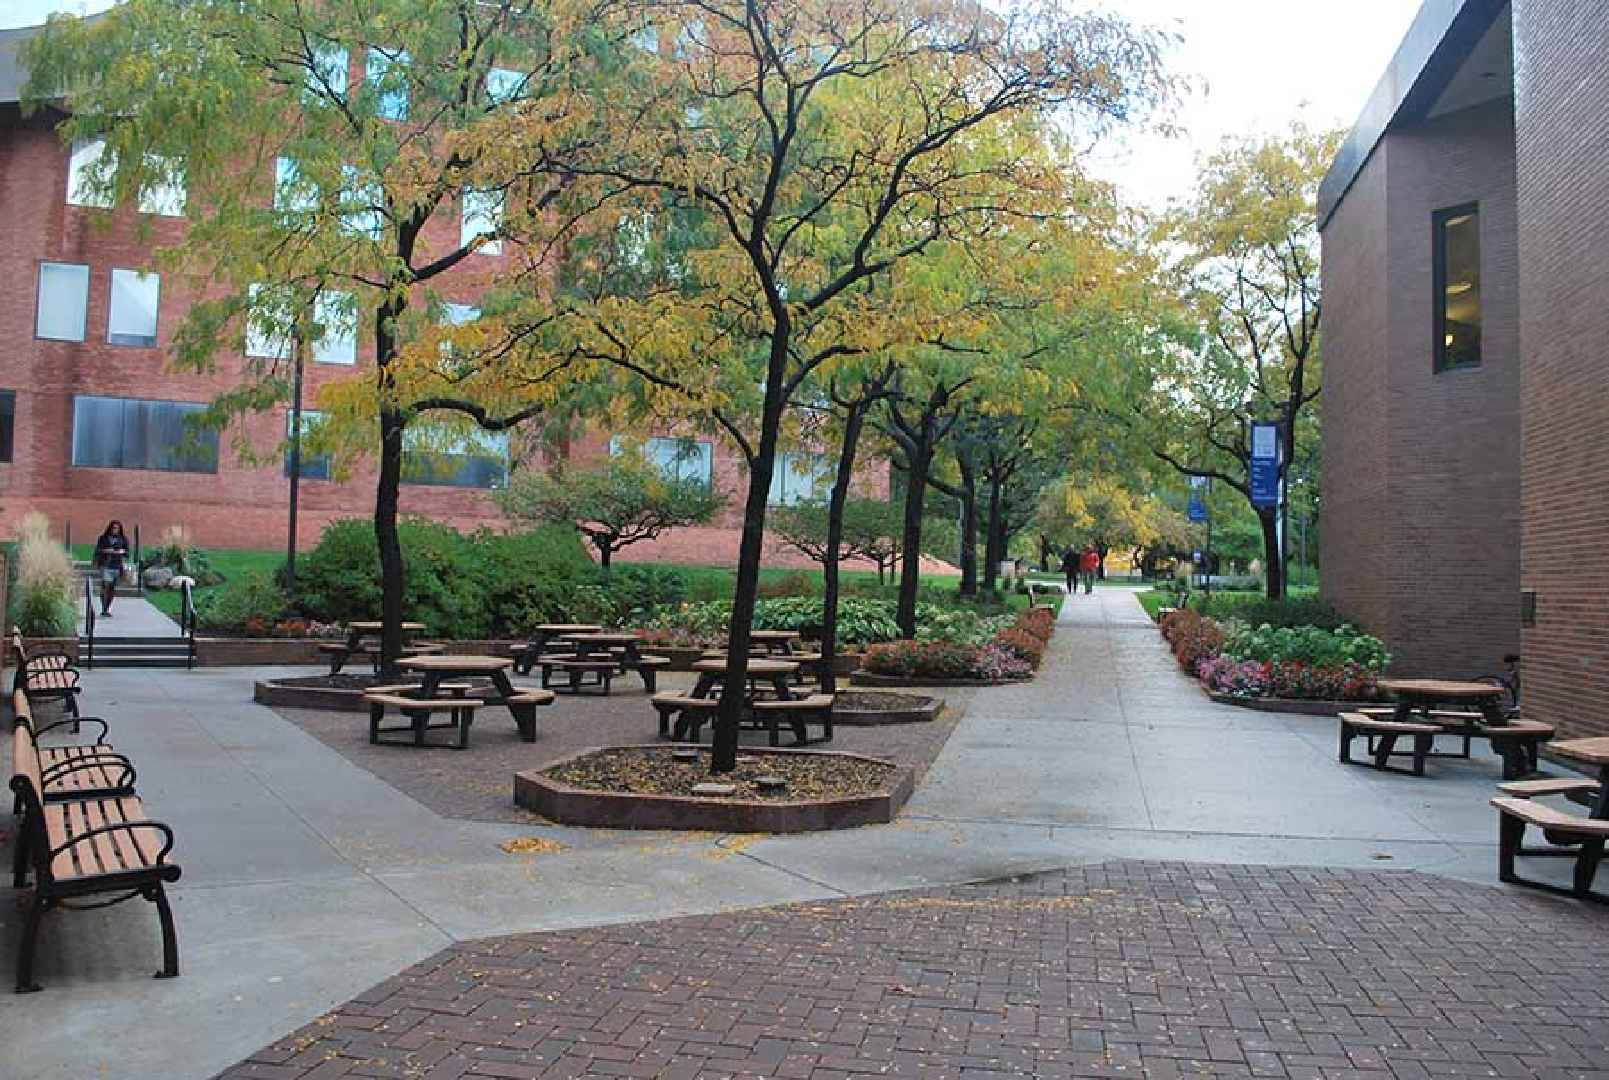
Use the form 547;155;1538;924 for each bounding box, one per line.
83;635;193;668
72;560;144;598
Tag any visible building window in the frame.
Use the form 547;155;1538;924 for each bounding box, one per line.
308;43;348;99
36;262;90;342
770;452;830;506
313;290;357;365
107;269;161;347
612;435;713;486
461;188;504;254
274;156;316;214
342;164;384;238
402;426;508;488
285;409;330;480
66;137;114;208
366;47;409;120
0;391;14;463
1434;203;1481;371
485;67;523;105
245;282;292;359
71;395;219;473
136;154;186;217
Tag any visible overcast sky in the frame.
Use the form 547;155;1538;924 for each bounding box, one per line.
6;0;1424;208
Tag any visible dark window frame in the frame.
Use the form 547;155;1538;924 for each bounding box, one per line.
284;410;332;481
0;390;14;463
1433;202;1481;373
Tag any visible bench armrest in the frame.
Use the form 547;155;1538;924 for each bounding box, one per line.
40;753;136;790
49;820;176;868
29;715;111;745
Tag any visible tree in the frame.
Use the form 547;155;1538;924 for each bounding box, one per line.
1034;476;1191;573
26;0;607;670
498;453;725;569
544;0;1167;770
774;496;902;580
1138;125;1341;599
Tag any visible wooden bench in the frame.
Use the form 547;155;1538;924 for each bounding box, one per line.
320;640;444;675
364;691;482;750
8;718;181;992
1353;708;1553;778
1497;777;1601;799
11;690;118;786
1339;712;1442;776
12;722;136;806
633;654;671;692
540;657;618;695
752;695;835;746
9;630;83;721
1491;796;1609;901
651;694;722;740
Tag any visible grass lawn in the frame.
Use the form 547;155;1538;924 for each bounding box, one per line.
122;548;286;620
1135;584;1322;623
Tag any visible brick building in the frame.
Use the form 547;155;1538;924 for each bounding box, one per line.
1320;0;1609;738
0;20;876;570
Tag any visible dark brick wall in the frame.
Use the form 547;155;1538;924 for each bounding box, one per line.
1512;0;1609;739
1322;96;1521;677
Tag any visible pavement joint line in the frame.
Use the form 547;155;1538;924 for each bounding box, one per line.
896;809;1496;847
719;844;855;897
1100;593;1161;830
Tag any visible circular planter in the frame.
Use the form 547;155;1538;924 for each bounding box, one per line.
255;675;381;712
849;670;1026;689
832;691;944;725
514;745;913;832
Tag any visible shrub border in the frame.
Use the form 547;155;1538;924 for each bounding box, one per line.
849;670;1022;688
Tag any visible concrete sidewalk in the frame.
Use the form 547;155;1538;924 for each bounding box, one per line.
1;590;1587;1078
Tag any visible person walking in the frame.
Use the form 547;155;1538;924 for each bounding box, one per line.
1060;546;1078;594
1079;544;1100;595
93;520;129;618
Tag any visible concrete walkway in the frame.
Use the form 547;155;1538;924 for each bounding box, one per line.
1;590;1586;1079
77;593;182;636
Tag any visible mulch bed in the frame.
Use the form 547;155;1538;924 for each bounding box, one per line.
269;669;971;823
543;746;896;801
833;690;932;711
269;673;391;690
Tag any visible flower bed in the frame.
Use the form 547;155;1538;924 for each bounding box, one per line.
1162;609;1388;704
856;606;1056;684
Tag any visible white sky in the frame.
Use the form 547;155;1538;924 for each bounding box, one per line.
7;0;1424;209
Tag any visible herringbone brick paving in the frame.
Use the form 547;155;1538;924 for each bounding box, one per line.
219;861;1609;1079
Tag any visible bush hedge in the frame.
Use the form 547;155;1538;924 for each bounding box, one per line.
861;607;1056;681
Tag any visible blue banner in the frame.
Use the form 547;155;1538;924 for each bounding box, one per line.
1250;422;1280;508
1187;496;1208;522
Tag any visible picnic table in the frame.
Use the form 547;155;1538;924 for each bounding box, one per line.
690;657;799;702
321;621;434;675
1376;678;1538;779
747;630;803;656
512;624;604;675
397;654;544;742
1547;738;1609;820
656;657;831;746
560;632;668;692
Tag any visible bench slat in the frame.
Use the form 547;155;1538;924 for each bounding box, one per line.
364;693;481;709
1491;796;1609;836
1498;778;1600;797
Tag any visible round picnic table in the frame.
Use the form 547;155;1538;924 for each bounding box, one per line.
1547;738;1609;820
397;654;539;741
1378;677;1526;777
690;657;798;701
513;624;605;674
347;621;427;632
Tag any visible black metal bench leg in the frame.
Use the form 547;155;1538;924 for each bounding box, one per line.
12;823;29;888
1339;720;1354;764
16;893;47;993
368;703;383;744
1576;838;1605;898
149;884;179;979
512;705;536;743
1499;812;1524;884
1412;732;1432;777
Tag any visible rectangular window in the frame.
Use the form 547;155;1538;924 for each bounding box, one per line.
136;154;186;217
485;67;523;105
770;452;829;506
36;262;90;342
366;46;409;120
274;156;316;214
613;435;712;486
313;289;357;365
1434;203;1481;371
402;426;509;489
245;282;292;359
107;269;160;347
71;395;218;473
461;188;504;254
308;43;348;98
284;409;330;480
630;24;659;54
0;390;14;463
342;164;384;238
66;137;113;208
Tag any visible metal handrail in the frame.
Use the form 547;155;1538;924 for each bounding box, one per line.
180;578;197;669
82;576;96;670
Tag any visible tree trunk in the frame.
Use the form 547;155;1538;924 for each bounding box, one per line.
956;458;978;596
895;441;931;638
1258;507;1284;600
598;544;613;571
374;301;407;677
820;401;868;696
982;475;1004;591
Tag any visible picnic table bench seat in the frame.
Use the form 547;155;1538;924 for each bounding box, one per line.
652;694;722;738
539;657;619;694
1498;777;1601;799
364;690;482;750
752;694;835;746
1339;712;1442;775
9;714;180;992
1491;795;1609;901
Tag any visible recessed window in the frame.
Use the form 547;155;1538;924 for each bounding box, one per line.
136;154;186;217
366;47;409;120
769;452;830;506
285;409;330;480
245;282;293;359
1434;203;1481;371
71;395;218;473
612;435;713;486
630;24;659;54
0;390;15;463
342;164;384;238
308;43;348;99
66;137;113;208
402;426;509;489
36;262;90;342
107;269;160;347
313;290;357;365
461;188;504;254
485;67;523;105
274;156;316;214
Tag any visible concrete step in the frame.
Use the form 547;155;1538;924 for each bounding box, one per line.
79;635;191;668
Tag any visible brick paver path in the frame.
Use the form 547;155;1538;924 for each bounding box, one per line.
222;861;1609;1080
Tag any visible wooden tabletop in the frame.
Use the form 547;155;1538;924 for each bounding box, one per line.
535;624;603;633
347;621;427;632
1377;678;1504;701
563;632;640;644
692;658;799;675
1549;737;1609;767
749;630;801;641
398;654;513;672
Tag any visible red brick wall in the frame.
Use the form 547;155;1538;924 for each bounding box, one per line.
1322;96;1521;677
0;108;891;567
1512;0;1609;738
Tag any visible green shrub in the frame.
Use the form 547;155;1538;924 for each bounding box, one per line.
1193;592;1347;631
1220;622;1390;672
148;525;223;585
9;513;76;637
196;571;289;632
471;526;598;633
